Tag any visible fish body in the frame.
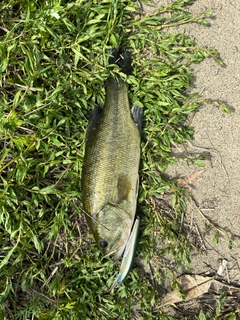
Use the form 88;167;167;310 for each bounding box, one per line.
81;52;142;261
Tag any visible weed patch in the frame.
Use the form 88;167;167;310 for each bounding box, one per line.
0;0;224;318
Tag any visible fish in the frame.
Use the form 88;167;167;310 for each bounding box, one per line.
81;49;142;285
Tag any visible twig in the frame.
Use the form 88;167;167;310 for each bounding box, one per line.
230;257;240;285
189;195;228;238
194;221;207;250
41;266;59;289
54;164;71;187
28;287;56;304
177;169;205;187
2;81;42;92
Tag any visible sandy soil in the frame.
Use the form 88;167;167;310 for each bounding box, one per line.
143;0;240;317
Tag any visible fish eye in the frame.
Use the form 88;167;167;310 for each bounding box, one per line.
100;240;108;248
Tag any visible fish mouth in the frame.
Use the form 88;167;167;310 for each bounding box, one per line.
103;241;126;261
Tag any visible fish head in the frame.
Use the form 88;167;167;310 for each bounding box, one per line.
94;203;133;260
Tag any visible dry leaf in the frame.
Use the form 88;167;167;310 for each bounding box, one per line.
161;274;213;305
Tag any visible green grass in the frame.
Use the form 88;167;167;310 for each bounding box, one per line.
0;0;230;319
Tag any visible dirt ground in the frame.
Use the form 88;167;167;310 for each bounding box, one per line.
143;0;240;317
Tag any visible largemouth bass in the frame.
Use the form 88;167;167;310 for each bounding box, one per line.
81;50;142;283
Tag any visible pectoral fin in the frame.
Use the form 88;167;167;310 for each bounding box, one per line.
86;105;103;140
131;105;143;135
117;174;132;202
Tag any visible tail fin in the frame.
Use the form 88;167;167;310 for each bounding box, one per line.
109;48;132;75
